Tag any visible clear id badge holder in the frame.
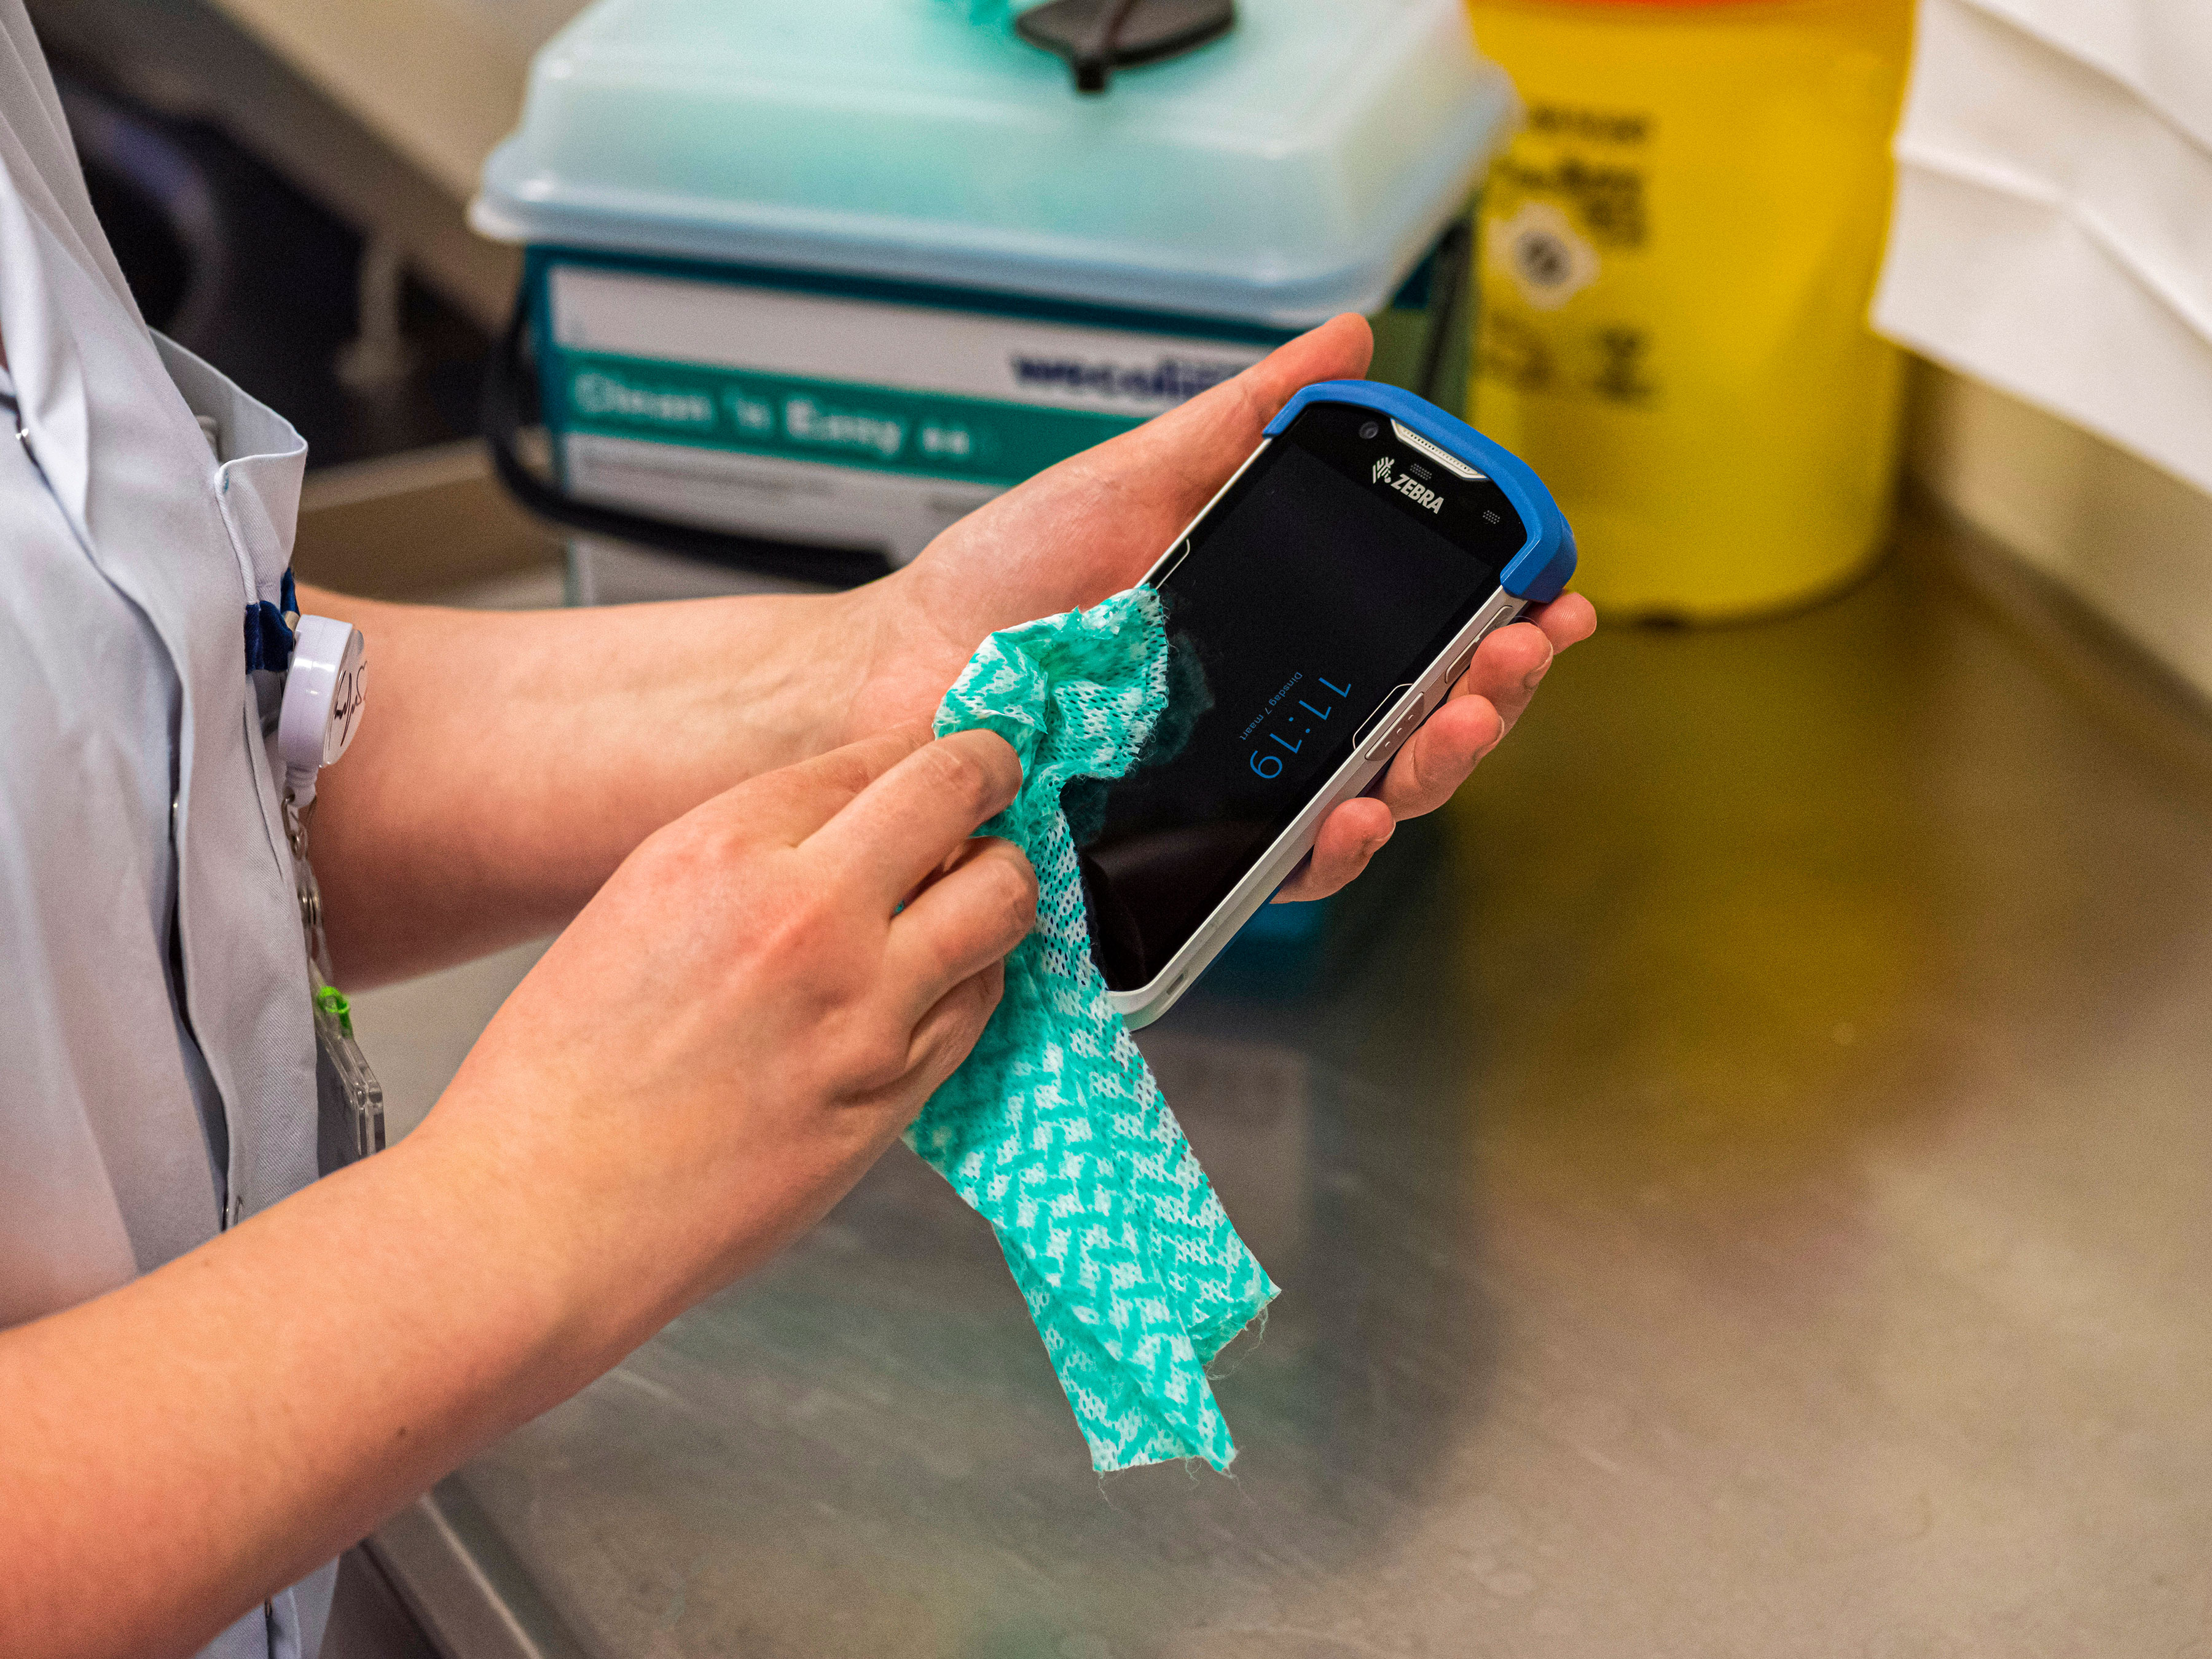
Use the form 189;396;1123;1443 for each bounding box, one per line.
276;613;386;1172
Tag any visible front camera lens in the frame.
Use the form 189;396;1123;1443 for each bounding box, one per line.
1359;421;1381;440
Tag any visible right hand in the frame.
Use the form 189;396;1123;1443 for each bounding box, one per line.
415;724;1036;1341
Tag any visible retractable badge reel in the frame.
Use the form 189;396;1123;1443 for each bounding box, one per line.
278;613;385;1167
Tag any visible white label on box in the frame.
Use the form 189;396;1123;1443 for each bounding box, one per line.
549;265;1271;418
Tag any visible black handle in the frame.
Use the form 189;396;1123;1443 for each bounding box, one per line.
480;292;894;590
1014;0;1236;95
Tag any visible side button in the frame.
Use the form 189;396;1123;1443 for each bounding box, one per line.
1362;696;1424;761
1351;683;1415;751
1447;605;1531;686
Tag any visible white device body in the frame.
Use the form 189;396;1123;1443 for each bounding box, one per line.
1105;438;1527;1030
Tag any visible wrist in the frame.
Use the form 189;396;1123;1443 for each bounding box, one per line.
817;568;909;748
688;577;904;767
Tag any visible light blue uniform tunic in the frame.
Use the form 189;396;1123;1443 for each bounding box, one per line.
1;2;337;1650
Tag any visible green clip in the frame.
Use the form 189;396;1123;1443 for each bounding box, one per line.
315;984;355;1039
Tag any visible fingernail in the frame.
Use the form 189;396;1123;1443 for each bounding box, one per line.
1522;647;1555;691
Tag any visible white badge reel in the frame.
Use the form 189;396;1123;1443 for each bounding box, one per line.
274;613;385;1169
278;613;367;810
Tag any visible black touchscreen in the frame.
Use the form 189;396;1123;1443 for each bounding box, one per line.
1077;401;1528;992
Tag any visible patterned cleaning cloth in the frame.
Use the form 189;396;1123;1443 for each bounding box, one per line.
906;586;1277;1472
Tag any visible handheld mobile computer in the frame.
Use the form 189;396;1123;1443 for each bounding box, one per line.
1078;380;1577;1027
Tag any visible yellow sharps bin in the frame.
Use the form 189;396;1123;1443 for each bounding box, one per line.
1466;0;1913;621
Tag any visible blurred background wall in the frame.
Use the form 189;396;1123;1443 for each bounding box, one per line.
1911;367;2212;703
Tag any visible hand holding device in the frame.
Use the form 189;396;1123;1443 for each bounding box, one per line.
842;316;1593;911
1076;380;1579;1024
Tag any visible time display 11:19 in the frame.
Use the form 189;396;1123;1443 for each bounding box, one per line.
1249;676;1351;780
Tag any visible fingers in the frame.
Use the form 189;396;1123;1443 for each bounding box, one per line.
804;729;1024;908
1371;691;1505;820
1092;314;1376;518
1213;312;1376;443
1532;592;1599;652
1455;596;1599;735
1157;312;1373;453
901;314;1378;618
1279;594;1598;896
703;725;929;845
1464;619;1556;729
1366;594;1599;820
1274;796;1394;903
886;836;1037;1017
901;960;1008;1104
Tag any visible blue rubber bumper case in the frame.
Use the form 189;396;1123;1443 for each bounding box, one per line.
1264;380;1578;602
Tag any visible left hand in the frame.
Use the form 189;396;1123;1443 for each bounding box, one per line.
837;313;1597;900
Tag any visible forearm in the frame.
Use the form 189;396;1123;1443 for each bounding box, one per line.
0;710;1010;1658
300;580;892;985
0;1123;664;1659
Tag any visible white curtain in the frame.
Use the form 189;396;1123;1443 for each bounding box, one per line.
1873;0;2212;496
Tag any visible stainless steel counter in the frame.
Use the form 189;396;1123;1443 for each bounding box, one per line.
372;516;2212;1657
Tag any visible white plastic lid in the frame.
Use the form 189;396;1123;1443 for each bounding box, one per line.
472;0;1515;327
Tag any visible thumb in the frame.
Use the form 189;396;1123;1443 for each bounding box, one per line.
1108;313;1376;494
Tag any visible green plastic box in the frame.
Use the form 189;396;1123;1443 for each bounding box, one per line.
473;0;1515;577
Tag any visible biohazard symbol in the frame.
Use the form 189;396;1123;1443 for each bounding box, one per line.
1487;201;1601;313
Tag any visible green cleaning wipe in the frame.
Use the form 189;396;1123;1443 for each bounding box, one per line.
908;586;1278;1472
